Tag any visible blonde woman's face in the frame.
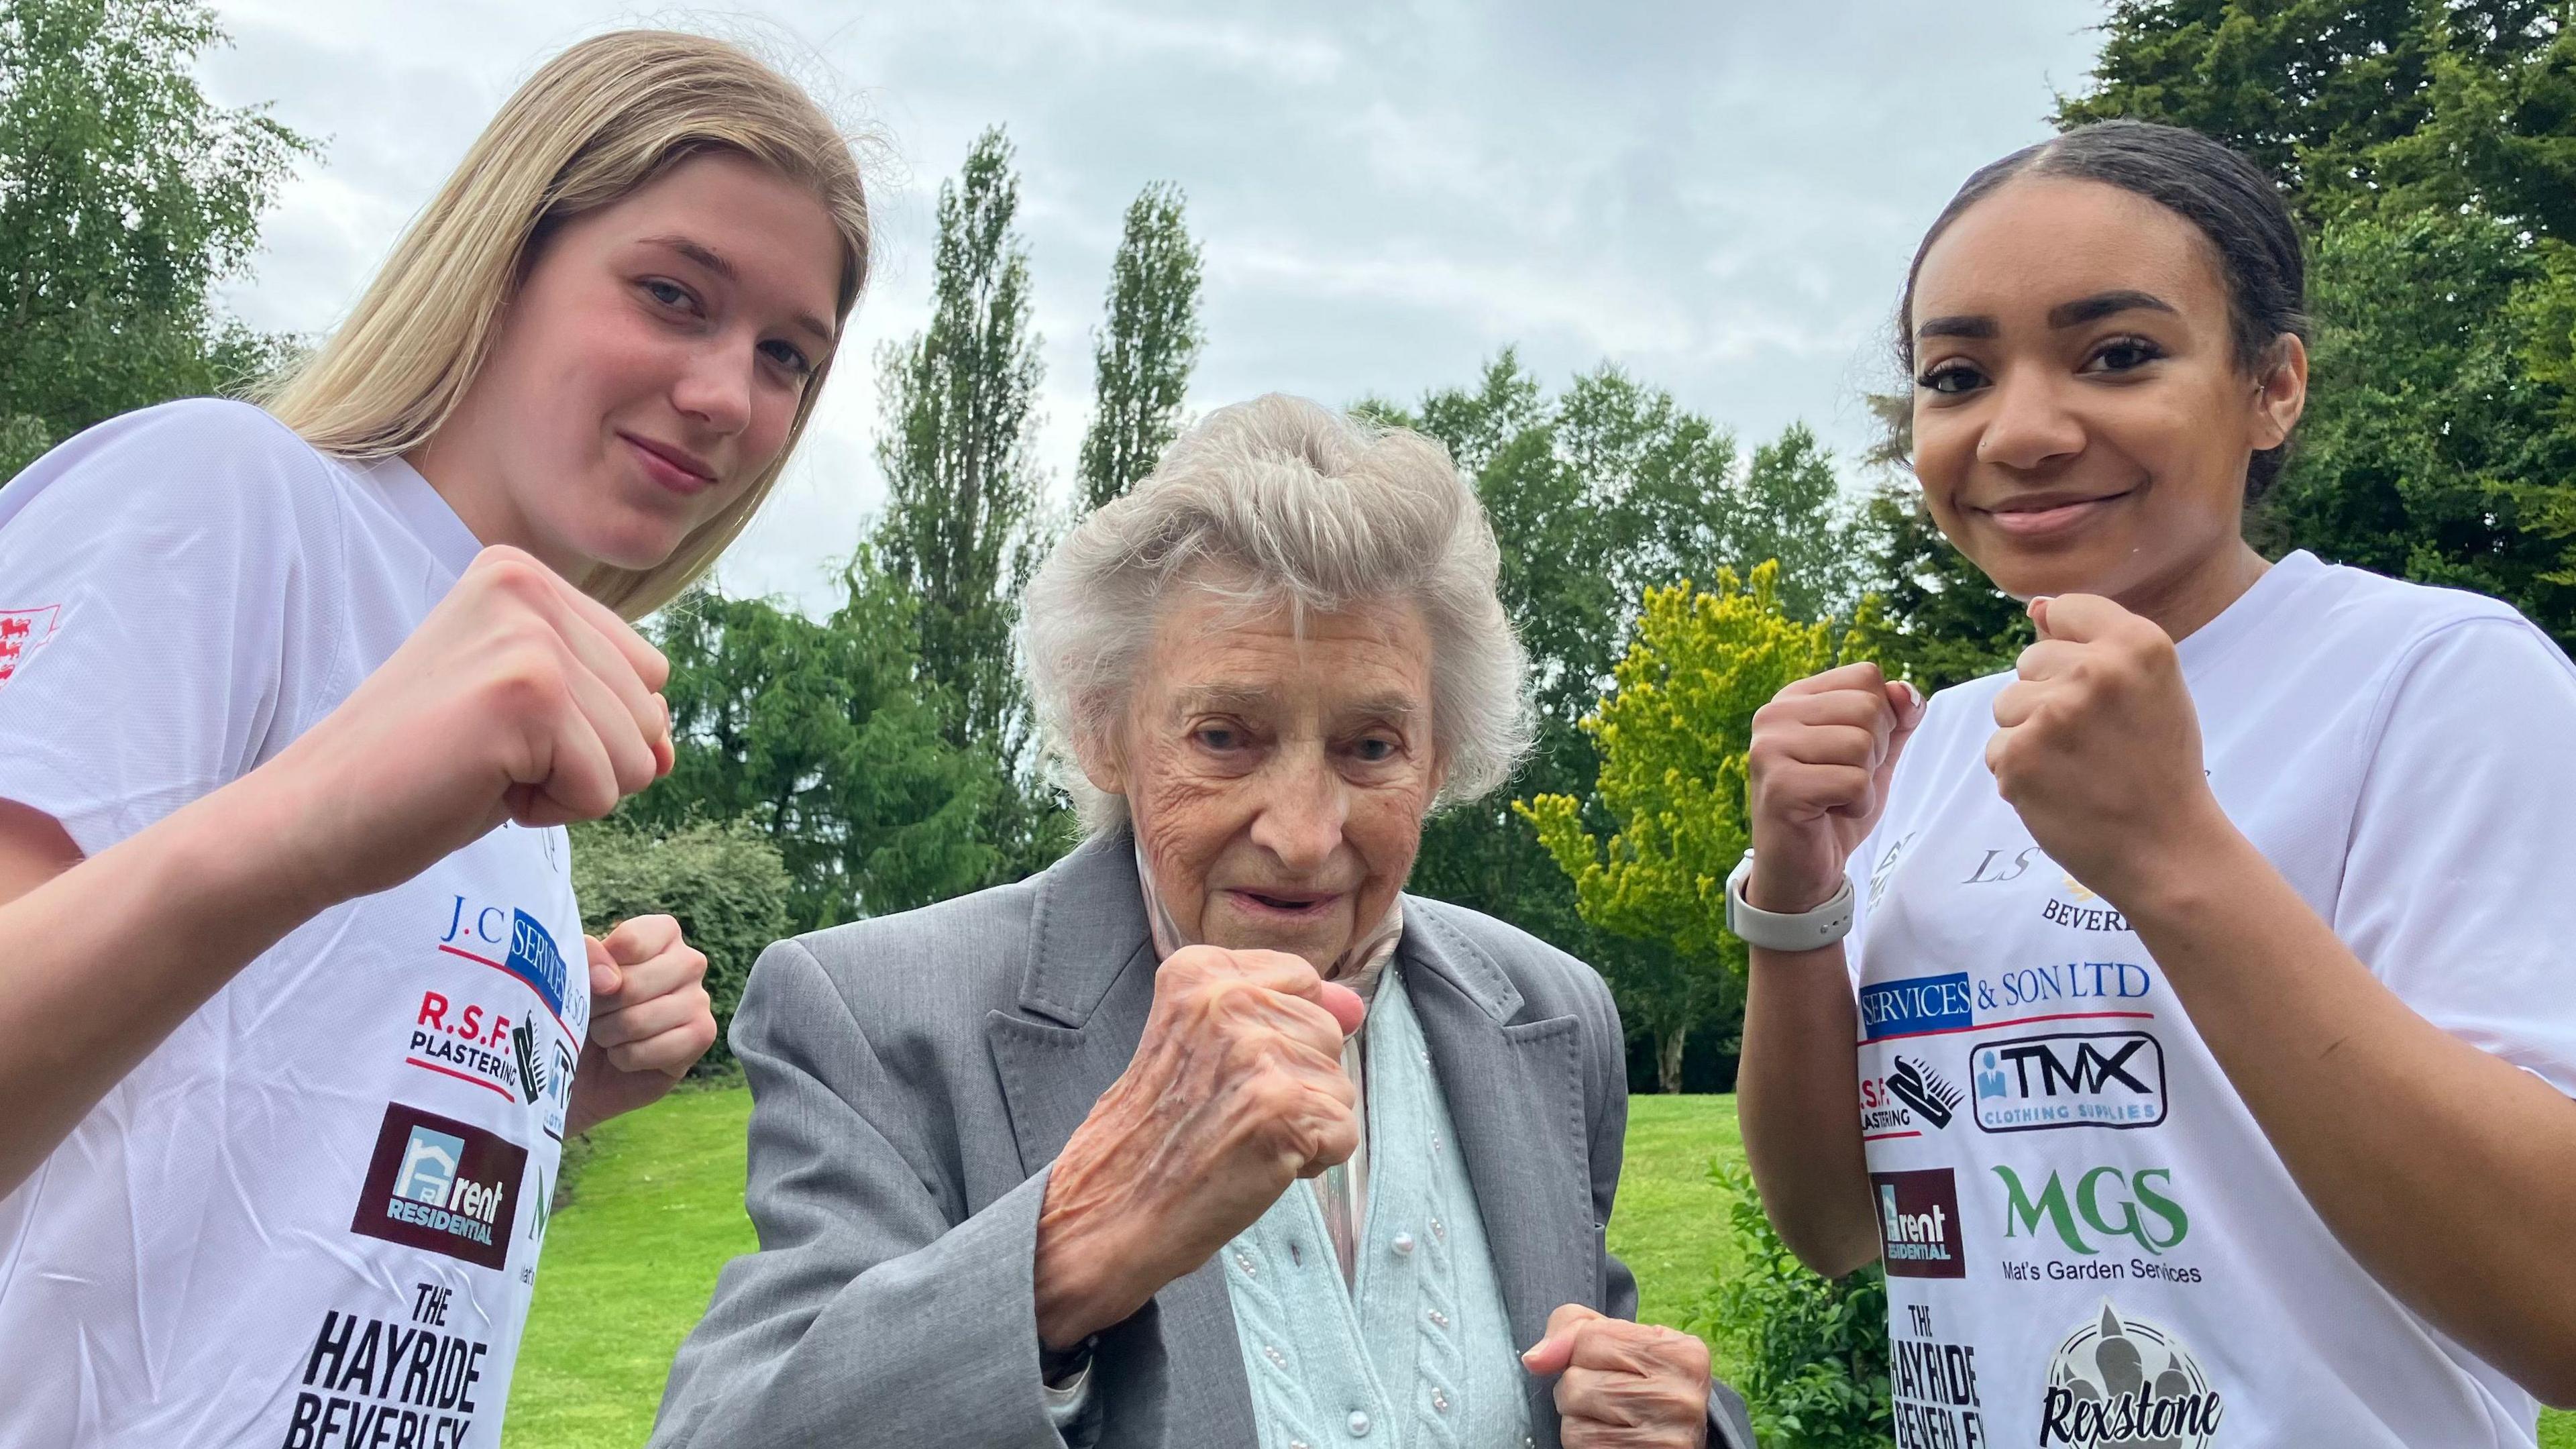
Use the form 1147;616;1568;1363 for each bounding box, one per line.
430;150;841;574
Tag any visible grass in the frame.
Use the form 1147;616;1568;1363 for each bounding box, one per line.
504;1081;759;1449
506;1084;2576;1448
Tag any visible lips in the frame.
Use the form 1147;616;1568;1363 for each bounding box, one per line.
1226;888;1344;919
621;433;719;496
1980;488;2133;538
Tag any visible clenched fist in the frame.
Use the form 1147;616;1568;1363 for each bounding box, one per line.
1987;595;2229;909
1523;1303;1713;1448
568;915;717;1135
1033;945;1366;1348
259;545;673;904
1744;661;1925;916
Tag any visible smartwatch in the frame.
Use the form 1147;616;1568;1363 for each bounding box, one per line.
1723;849;1856;952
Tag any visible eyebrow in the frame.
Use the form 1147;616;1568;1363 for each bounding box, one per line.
2046;289;2178;328
1914;289;2181;343
1169;686;1422;724
639;233;837;349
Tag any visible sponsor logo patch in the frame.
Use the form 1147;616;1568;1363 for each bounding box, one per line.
1992;1164;2188;1258
0;605;61;689
1874;1169;1966;1279
1860;972;1975;1041
1862;1055;1966;1140
1972;1031;2167;1134
350;1104;526;1271
2037;1301;2224;1447
1972;961;2153;1014
280;1283;490;1448
1891;1303;1988;1447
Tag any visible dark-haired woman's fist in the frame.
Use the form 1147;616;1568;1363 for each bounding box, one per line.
1745;663;1925;916
1986;594;2231;908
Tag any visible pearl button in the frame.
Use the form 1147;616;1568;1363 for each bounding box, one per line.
1346;1410;1372;1437
1391;1232;1415;1255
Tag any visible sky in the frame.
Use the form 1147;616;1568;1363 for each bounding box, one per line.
202;0;2108;614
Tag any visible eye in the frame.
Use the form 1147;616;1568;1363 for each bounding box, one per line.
1917;360;1986;396
1352;736;1399;763
760;339;815;377
2083;335;2164;374
642;278;697;312
1193;725;1241;753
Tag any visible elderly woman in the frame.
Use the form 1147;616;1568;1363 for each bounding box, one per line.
651;397;1756;1449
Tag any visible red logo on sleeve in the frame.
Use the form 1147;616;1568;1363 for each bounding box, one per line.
0;606;61;688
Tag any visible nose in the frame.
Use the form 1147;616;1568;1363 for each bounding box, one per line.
1246;744;1346;875
669;337;755;437
1974;366;2086;472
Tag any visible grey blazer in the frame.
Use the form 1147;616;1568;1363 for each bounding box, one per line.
650;835;1756;1449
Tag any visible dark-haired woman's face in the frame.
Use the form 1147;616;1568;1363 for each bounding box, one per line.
1908;176;2303;614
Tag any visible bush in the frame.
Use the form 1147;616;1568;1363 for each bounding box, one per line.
569;818;792;1073
1689;1161;1891;1449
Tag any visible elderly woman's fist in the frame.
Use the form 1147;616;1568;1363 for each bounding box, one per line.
1523;1303;1713;1448
1033;945;1364;1348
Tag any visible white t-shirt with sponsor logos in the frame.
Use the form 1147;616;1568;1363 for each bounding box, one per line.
0;400;587;1448
1845;550;2576;1449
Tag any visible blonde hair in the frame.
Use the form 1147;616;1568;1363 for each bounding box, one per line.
264;30;871;619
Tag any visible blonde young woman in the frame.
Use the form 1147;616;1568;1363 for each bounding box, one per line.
0;32;869;1446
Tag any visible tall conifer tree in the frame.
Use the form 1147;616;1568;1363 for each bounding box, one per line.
1076;181;1204;510
872;127;1064;876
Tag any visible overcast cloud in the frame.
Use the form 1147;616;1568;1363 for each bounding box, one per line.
202;0;2106;612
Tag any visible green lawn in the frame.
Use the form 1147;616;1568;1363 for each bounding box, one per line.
506;1084;2574;1448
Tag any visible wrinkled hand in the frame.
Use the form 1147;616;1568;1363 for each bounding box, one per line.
1034;945;1366;1348
566;915;714;1135
1744;661;1925;914
1987;595;2230;909
1523;1303;1711;1448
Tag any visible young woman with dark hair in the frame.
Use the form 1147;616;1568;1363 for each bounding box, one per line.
1735;119;2576;1446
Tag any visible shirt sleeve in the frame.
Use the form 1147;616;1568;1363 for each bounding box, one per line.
0;400;342;858
2335;615;2576;1096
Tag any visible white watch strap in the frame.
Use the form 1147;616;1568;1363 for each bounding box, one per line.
1725;851;1856;952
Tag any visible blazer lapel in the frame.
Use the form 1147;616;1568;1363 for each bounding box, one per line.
1401;900;1596;1444
980;835;1257;1447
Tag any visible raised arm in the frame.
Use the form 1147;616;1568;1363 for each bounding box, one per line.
1991;594;2576;1405
1734;662;1922;1277
0;549;670;1193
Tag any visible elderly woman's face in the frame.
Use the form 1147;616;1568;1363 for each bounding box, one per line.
1102;588;1443;975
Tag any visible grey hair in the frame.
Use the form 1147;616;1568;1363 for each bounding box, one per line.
1022;392;1534;835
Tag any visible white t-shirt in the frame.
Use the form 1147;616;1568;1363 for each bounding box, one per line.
1845;549;2576;1449
0;400;587;1448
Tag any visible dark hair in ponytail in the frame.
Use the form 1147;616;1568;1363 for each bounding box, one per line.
1898;119;2311;499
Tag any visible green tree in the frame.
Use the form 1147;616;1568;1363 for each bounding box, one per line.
2264;209;2576;642
2055;0;2453;228
1387;355;1873;1088
569;817;790;1074
871;125;1067;879
1387;356;1743;1090
1735;423;1863;624
0;0;312;478
623;558;996;928
1076;180;1203;511
1519;564;1877;1093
